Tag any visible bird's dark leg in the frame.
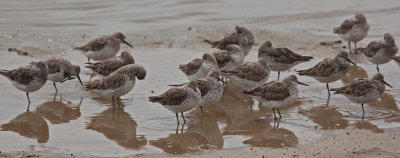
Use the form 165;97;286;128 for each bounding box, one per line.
361;104;365;114
277;71;280;80
277;108;282;119
53;82;58;92
376;65;380;72
175;113;180;124
88;57;91;63
111;96;115;107
326;83;331;96
272;107;277;120
200;106;204;114
117;97;121;107
348;41;352;53
181;112;186;123
26;92;31;104
354;42;358;54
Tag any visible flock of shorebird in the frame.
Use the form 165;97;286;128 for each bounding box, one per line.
0;13;398;123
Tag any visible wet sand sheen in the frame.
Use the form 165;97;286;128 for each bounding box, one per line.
0;0;400;157
0;43;400;156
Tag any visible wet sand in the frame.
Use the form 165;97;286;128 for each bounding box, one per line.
1;0;400;157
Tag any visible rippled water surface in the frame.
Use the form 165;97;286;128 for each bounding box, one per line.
0;0;400;157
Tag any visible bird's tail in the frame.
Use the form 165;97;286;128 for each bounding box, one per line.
197;36;218;47
330;87;345;94
84;82;103;90
296;70;307;75
148;96;163;103
391;56;400;62
333;27;339;34
243;90;252;95
84;62;95;69
0;69;8;77
300;56;313;62
168;83;187;87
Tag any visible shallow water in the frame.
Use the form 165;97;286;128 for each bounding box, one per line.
0;0;400;157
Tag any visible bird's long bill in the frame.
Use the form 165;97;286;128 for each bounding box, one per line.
383;80;393;88
77;75;83;86
298;81;309;86
346;57;356;66
122;39;133;48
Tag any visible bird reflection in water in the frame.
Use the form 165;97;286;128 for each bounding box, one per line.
242;125;298;148
1;109;49;143
299;104;349;130
150;114;223;154
35;97;82;124
86;107;147;150
354;120;384;133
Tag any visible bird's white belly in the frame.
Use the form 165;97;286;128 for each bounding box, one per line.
345;90;382;104
267;59;301;71
101;79;135;97
260;91;298;108
87;45;120;61
227;75;268;89
164;96;200;113
341;25;368;42
367;50;392;65
313;71;346;83
48;72;65;82
12;79;45;92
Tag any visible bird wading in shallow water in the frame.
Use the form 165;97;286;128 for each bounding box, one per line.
331;73;392;116
297;51;356;97
39;57;83;92
0;61;48;107
85;51;135;79
258;40;313;80
85;64;146;107
243;75;308;120
149;81;201;124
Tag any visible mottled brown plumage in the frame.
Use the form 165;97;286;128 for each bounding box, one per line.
333;79;376;96
149;81;199;106
334;19;356;34
179;58;203;76
149;88;189;106
258;41;313;64
0;62;48;86
244;81;290;101
362;33;398;58
211;44;244;70
363;41;384;58
74;32;131;52
86;51;135;76
202;26;255;56
85;64;146;90
222;57;270;82
194;79;211;97
75;37;109;52
331;73;388;97
212;50;231;68
1;66;35;85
